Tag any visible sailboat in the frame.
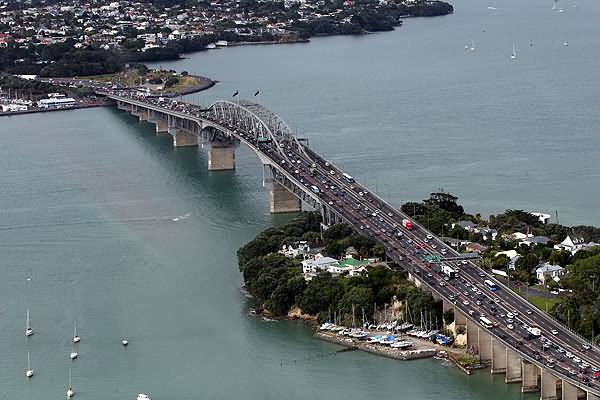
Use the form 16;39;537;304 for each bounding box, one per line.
26;352;34;378
73;321;80;344
469;40;475;51
26;309;33;337
511;43;517;60
67;368;75;398
70;343;78;360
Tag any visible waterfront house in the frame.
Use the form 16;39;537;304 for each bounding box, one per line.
279;241;311;258
301;254;338;280
535;263;565;286
553;234;586;254
301;254;370;281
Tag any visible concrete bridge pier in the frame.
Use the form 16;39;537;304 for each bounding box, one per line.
208;144;235;171
540;369;558;400
505;347;522;383
169;127;198;147
442;299;452;314
270;182;301;213
137;107;149;122
478;328;492;365
562;380;581;400
466;318;479;355
490;337;507;374
154;118;169;134
453;308;466;335
588;391;600;400
117;101;131;111
521;360;540;393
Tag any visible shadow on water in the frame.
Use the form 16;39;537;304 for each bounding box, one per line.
105;106;270;218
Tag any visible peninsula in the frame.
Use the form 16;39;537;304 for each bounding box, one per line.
239;192;600;358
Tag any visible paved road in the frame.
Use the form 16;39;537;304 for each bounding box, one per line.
101;90;600;395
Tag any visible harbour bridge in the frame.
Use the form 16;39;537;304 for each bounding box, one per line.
100;89;600;400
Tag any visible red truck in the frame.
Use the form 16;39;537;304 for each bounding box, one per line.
402;219;414;230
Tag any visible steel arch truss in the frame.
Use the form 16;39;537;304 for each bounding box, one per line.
208;100;313;164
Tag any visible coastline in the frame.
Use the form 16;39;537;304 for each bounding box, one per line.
0;100;112;117
158;75;216;97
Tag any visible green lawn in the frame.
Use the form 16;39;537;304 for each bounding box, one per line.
510;287;561;313
526;294;561;313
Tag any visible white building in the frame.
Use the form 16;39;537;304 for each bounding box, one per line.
2;103;28;112
301;254;370;281
535;263;565;285
37;97;76;109
553;234;586;254
279;241;311;258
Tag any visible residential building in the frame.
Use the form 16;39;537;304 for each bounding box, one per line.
554;234;586;254
535;262;565;285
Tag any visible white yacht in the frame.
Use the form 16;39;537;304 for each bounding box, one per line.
511;43;517;60
70;343;78;360
122;339;129;346
67;368;75;398
26;352;34;378
137;394;151;400
73;321;80;344
26;308;33;337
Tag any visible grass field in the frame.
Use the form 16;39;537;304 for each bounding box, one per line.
527;295;561;313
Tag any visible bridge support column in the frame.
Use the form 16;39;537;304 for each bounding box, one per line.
270;182;301;214
540;369;558;400
505;348;522;383
207;145;235;171
138;107;149;122
155;118;169;134
466;318;478;355
490;337;507;374
588;391;600;400
521;360;540;393
453;308;466;332
172;128;198;147
478;327;492;365
442;299;452;314
562;380;578;400
117;101;130;111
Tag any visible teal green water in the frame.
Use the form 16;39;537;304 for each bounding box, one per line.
0;109;535;399
1;0;599;398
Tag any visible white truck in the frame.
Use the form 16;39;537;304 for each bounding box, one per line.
441;264;457;279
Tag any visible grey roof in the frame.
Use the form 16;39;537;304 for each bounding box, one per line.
536;263;565;273
526;236;551;244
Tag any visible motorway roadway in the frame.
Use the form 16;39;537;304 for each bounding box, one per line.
106;91;600;394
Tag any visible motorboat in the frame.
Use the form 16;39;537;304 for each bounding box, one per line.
26;309;34;337
26;352;34;378
73;321;80;344
137;394;151;400
67;368;75;398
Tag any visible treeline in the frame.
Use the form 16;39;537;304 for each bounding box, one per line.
0;74;63;98
237;212;439;324
553;249;600;341
0;41;122;77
